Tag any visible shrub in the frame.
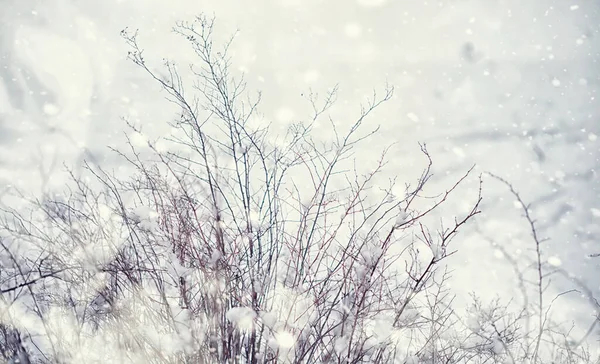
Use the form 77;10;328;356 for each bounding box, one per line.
0;14;597;364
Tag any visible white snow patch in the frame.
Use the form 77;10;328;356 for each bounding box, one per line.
588;133;597;141
569;5;579;10
551;78;561;87
275;331;295;349
131;205;157;221
488;337;504;354
73;238;120;271
260;311;278;329
226;306;256;330
249;210;262;229
591;208;600;218
130;205;158;230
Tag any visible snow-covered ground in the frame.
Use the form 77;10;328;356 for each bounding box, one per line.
1;0;599;346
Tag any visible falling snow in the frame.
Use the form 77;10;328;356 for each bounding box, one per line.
1;0;598;362
547;256;562;267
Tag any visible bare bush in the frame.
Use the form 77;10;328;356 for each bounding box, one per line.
0;14;597;364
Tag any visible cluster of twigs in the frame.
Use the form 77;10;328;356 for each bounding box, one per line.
0;14;597;364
